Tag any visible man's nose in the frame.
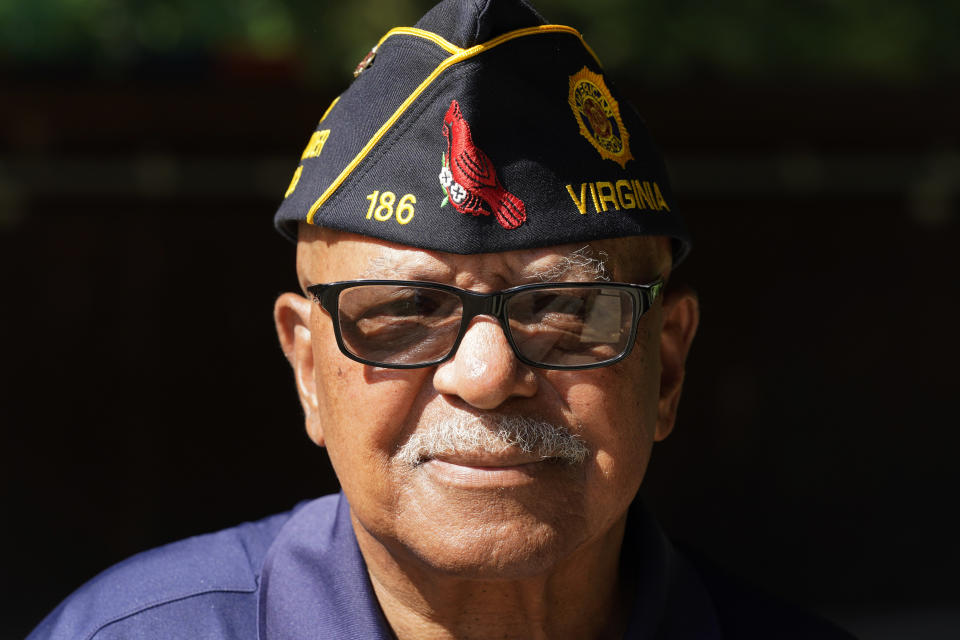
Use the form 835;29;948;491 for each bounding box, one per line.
433;317;538;409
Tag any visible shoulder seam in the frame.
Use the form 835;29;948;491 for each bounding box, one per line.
82;587;256;640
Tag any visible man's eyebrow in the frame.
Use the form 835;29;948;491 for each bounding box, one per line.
361;254;448;280
360;255;396;279
527;246;611;282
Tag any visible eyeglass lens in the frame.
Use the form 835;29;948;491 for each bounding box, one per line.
336;285;635;367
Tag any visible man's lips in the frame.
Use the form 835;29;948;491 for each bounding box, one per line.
419;452;552;488
431;452;545;467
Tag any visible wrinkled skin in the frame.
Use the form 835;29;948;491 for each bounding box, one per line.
274;226;699;640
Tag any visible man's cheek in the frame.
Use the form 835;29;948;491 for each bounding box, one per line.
326;368;431;442
565;370;656;441
558;367;634;416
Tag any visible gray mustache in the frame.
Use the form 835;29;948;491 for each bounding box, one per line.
397;414;589;466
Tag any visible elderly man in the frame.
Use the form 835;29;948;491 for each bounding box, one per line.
30;0;854;638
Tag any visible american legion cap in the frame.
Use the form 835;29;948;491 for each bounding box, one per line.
274;0;691;265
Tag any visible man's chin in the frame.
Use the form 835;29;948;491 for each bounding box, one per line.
385;467;591;580
396;516;579;581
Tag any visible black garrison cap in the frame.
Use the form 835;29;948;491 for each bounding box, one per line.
274;0;691;264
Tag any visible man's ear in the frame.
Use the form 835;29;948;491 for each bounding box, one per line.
655;285;700;442
274;293;325;447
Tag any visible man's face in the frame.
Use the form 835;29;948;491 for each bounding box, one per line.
276;228;696;579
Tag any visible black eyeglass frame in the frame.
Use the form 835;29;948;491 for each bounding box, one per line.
306;278;664;371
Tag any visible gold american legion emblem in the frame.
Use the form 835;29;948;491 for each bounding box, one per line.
568;67;633;169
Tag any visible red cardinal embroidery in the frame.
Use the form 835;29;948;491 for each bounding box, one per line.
440;100;526;230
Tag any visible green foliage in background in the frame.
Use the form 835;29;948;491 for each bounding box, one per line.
1;0;957;84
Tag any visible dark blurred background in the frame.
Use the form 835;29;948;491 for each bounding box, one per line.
2;1;958;638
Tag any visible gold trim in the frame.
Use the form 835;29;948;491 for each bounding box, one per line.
319;96;340;123
378;27;464;54
306;25;601;225
478;25;600;66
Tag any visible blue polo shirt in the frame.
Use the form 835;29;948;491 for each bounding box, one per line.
28;493;851;639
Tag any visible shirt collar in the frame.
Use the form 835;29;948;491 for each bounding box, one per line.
622;502;722;639
258;493;392;640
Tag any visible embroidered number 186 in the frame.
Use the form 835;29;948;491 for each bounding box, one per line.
365;191;416;225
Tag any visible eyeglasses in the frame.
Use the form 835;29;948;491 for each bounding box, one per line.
306;279;663;370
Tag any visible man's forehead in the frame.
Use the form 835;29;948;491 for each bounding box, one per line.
359;244;612;282
298;225;666;285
